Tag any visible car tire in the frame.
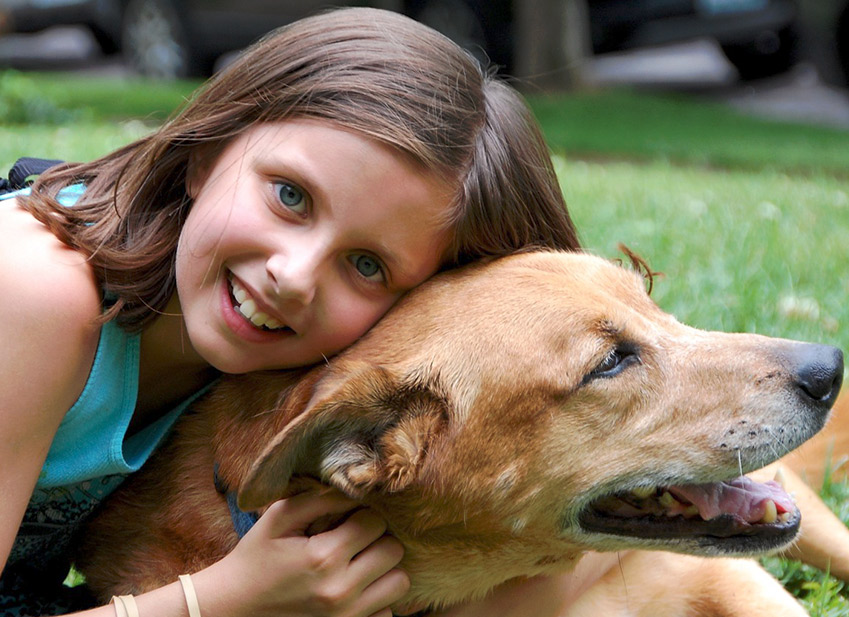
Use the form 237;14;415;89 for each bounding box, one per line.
721;25;798;81
121;0;198;78
89;26;121;56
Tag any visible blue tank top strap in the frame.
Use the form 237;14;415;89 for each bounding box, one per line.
37;319;209;487
0;183;85;205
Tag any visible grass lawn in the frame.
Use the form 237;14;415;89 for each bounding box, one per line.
530;90;849;177
3;70;849;615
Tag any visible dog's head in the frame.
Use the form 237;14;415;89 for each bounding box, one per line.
236;251;843;611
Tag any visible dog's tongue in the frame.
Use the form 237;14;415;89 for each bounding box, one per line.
669;477;794;523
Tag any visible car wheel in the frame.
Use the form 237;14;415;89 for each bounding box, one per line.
721;25;798;81
122;0;195;78
405;0;490;68
89;26;121;56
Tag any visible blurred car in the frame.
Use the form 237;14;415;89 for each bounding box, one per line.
586;0;798;80
0;0;826;82
0;0;386;78
794;0;849;85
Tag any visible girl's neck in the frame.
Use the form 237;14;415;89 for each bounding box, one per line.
133;294;218;435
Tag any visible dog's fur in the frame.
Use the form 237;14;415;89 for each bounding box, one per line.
75;251;846;616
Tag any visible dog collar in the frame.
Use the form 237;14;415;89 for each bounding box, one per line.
213;463;259;538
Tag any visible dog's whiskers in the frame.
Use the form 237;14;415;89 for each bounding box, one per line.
762;427;783;458
617;551;630;609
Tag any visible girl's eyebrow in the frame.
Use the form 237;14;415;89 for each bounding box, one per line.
261;151;326;206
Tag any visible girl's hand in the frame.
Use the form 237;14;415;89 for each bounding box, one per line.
195;488;410;617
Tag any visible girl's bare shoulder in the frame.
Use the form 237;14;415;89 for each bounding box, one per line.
0;196;102;323
0;196;102;400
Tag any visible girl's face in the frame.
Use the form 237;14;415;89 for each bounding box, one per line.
176;119;454;373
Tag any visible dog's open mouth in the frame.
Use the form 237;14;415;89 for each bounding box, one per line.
579;472;800;546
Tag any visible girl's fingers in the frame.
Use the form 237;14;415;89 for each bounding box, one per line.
348;534;405;583
241;488;408;616
256;492;394;563
317;507;390;557
358;567;411;617
255;488;359;538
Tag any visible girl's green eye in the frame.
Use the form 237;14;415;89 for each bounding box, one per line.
352;254;384;281
275;182;306;213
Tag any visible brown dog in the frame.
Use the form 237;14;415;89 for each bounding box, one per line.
75;251;845;616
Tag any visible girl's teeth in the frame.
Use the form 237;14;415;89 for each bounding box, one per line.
238;299;257;319
249;311;269;327
230;277;286;331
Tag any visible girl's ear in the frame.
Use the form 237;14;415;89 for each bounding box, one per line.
237;362;448;511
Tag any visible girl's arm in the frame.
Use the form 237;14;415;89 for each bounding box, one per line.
0;197;102;571
65;491;409;617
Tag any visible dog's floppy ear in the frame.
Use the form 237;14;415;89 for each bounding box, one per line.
238;362;446;511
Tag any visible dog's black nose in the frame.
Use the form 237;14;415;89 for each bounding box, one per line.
791;344;843;409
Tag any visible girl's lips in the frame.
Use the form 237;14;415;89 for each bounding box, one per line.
219;274;294;344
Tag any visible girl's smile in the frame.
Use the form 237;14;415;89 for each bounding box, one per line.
220;272;296;344
174;119;455;374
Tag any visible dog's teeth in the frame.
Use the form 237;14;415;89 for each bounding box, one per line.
631;486;656;499
760;500;778;524
684;505;699;518
773;467;787;489
779;512;791;523
658;491;680;509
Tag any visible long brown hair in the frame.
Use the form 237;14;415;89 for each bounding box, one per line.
22;7;580;331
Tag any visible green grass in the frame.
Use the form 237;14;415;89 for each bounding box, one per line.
0;70;198;124
0;71;196;170
529;89;849;176
3;70;849;614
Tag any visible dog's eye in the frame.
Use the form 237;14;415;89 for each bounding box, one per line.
585;346;639;383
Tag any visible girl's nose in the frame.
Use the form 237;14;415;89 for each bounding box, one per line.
265;251;319;306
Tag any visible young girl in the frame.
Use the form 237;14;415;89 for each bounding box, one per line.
0;7;585;617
